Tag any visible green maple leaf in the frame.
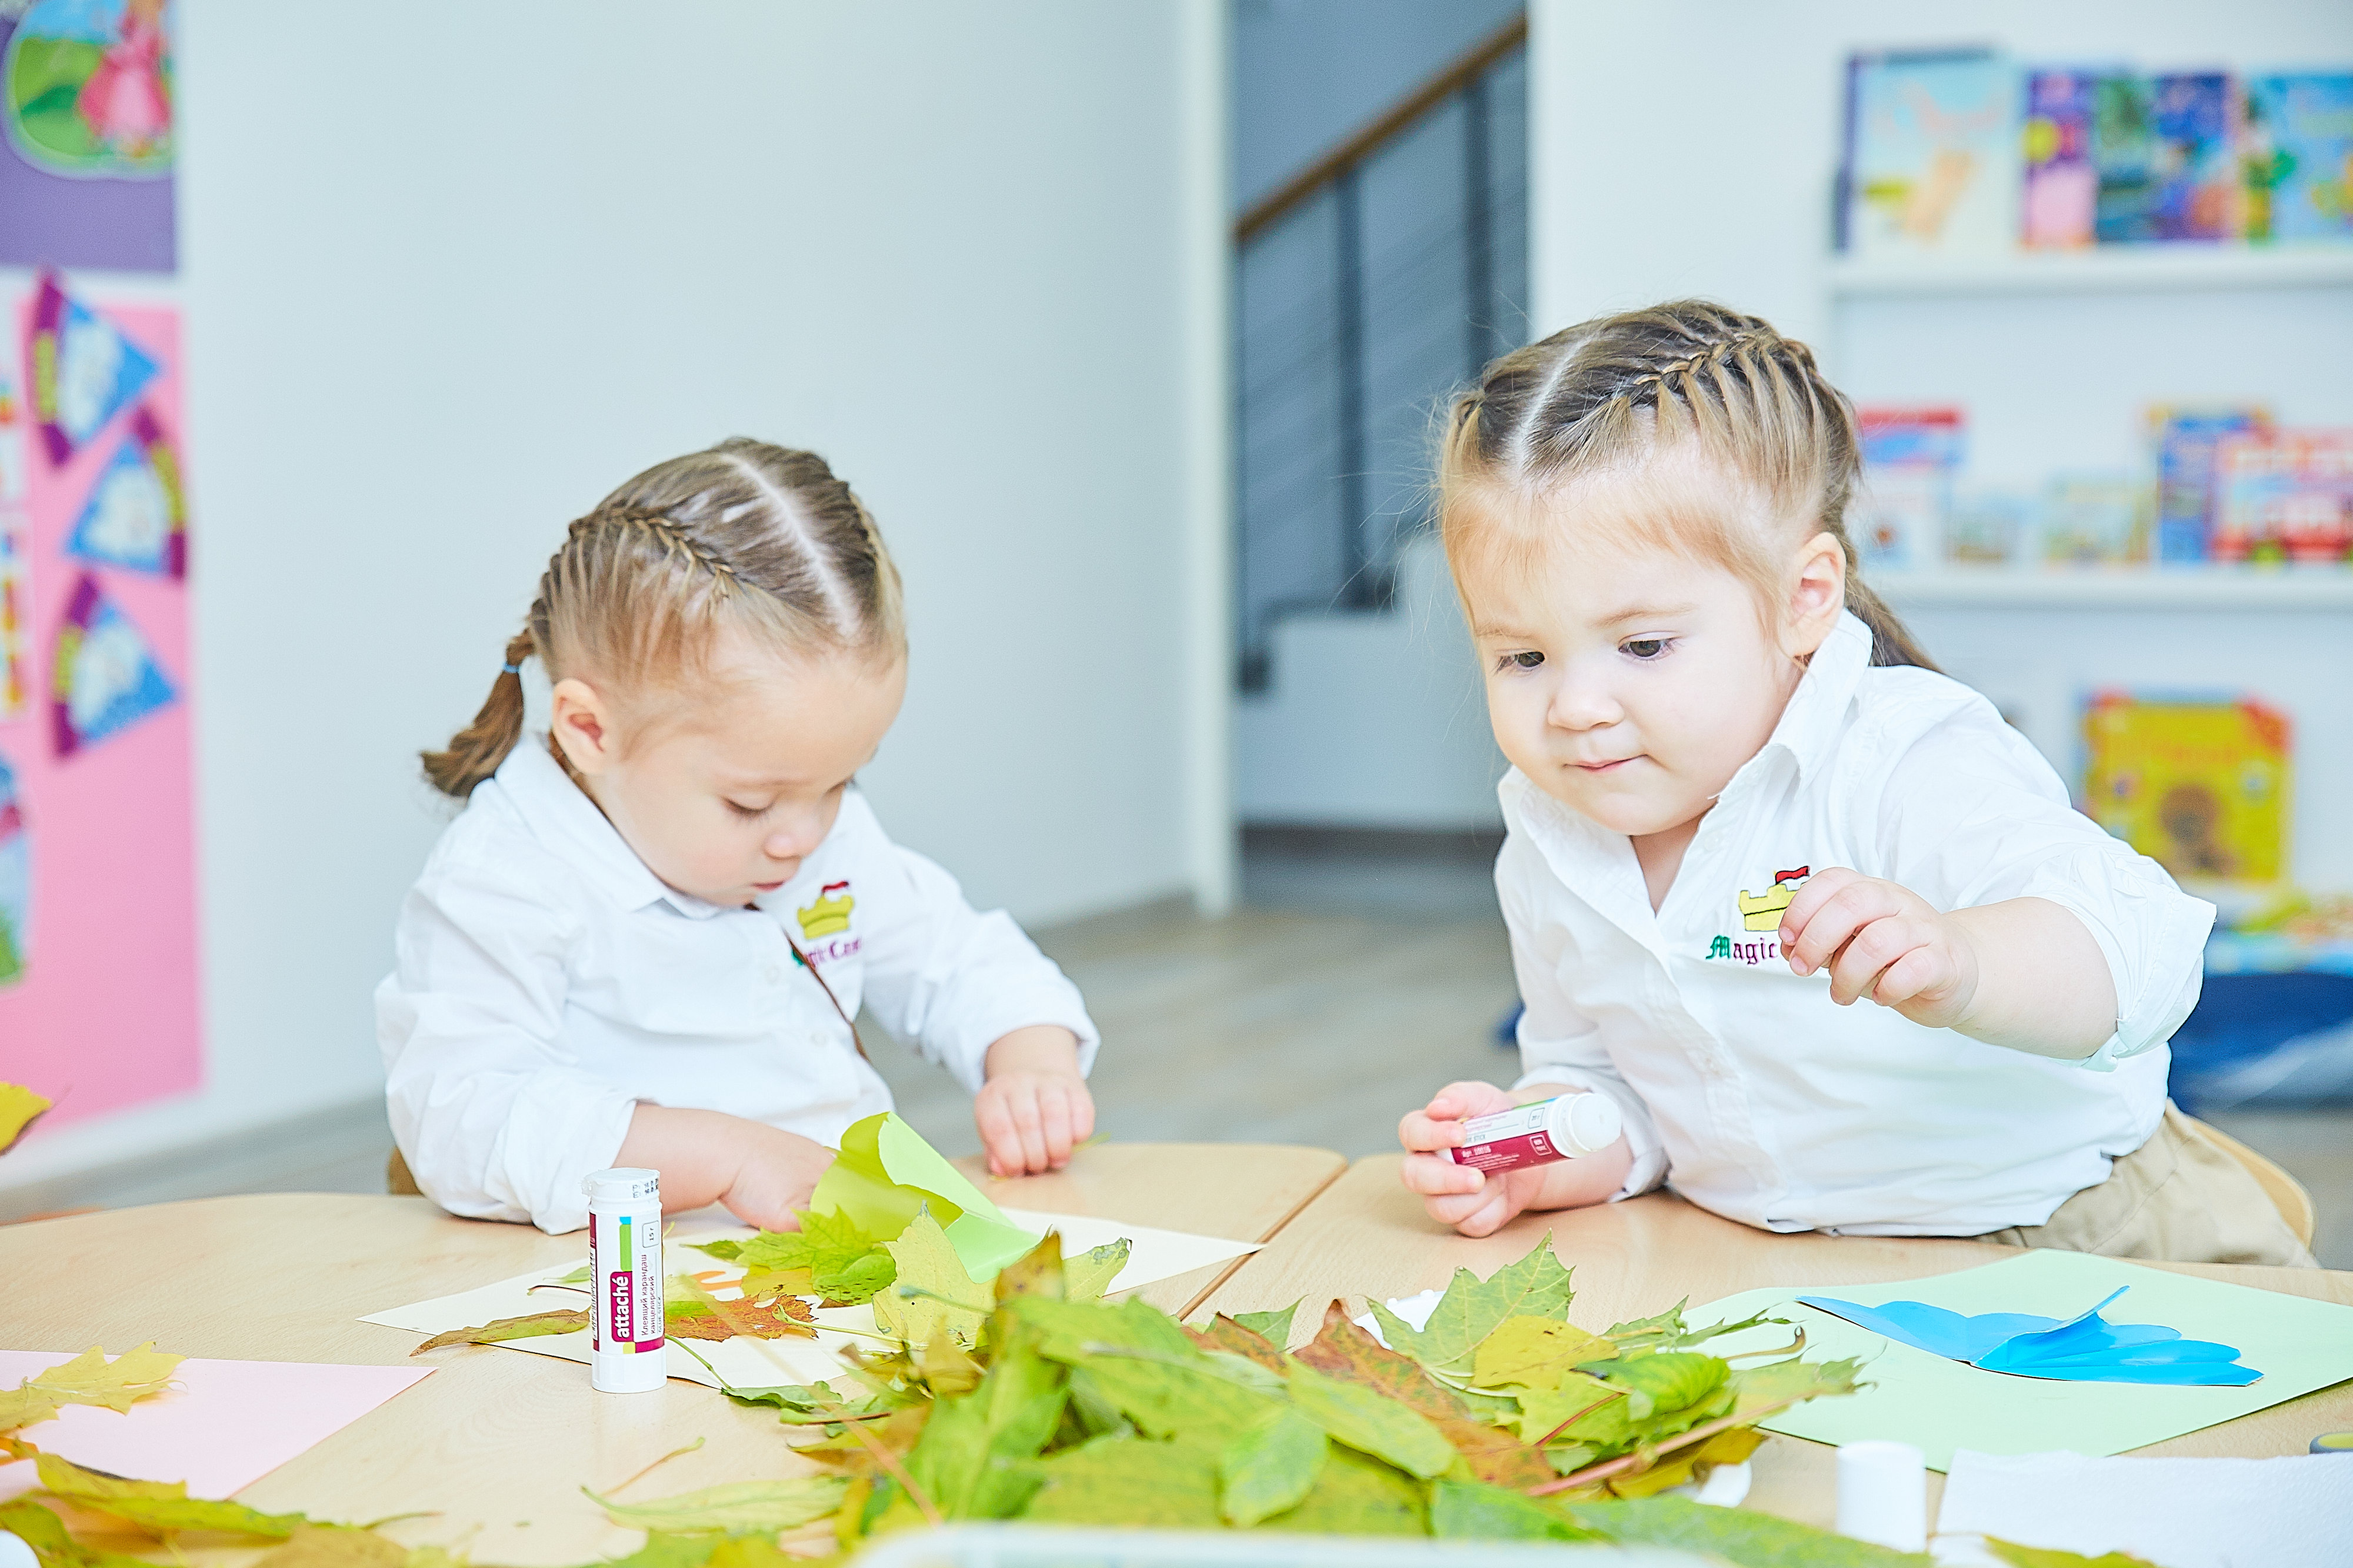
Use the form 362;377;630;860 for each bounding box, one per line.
1019;1434;1225;1529
1217;1407;1328;1526
1283;1361;1457;1480
902;1313;1065;1520
1428;1477;1599;1542
409;1309;587;1355
1982;1539;2167;1568
1584;1350;1727;1422
1367;1233;1575;1384
1230;1300;1302;1346
1189;1316;1289;1373
696;1210;898;1305
872;1209;990;1351
1569;1496;1934;1566
1471;1315;1615;1390
1726;1353;1865;1420
1255;1443;1427;1537
1061;1240;1129;1303
582;1477;849;1533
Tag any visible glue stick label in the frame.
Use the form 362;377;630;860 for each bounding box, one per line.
1447;1093;1618;1175
589;1207;663;1353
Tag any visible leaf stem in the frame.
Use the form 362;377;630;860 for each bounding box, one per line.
1534;1387;1627;1449
819;1391;941;1529
601;1436;707;1497
1526;1394;1804;1497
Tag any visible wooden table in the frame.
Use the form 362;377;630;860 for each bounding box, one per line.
1195;1156;2353;1529
0;1142;1345;1566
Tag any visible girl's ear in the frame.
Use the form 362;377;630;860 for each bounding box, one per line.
548;676;618;776
1782;531;1847;659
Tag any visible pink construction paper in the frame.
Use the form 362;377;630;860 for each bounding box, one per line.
0;1350;430;1500
0;287;200;1132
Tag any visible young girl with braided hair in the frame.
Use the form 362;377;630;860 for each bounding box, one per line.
1398;301;2312;1267
378;439;1097;1235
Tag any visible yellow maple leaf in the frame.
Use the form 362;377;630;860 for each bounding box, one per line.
1470;1316;1615;1392
0;1083;52;1155
0;1343;185;1436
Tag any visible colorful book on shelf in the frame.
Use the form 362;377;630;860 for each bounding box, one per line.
2022;69;2100;249
1853;406;1964;570
2214;429;2353;565
2147;404;2271;564
2150;72;2242;241
2092;74;2159;243
1944;488;2029;566
1842;49;2018;258
2244;72;2353;245
2083;692;2291;889
2040;474;2148;565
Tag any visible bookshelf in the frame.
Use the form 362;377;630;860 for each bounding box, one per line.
1872;568;2353;610
1828;246;2353;299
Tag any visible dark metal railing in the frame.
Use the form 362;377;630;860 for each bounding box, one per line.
1235;14;1530;692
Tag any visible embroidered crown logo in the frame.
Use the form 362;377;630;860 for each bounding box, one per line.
1735;866;1810;931
796;880;854;939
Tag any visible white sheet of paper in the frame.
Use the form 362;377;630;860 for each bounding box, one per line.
1930;1449;2353;1568
0;1351;431;1502
357;1210;1258;1392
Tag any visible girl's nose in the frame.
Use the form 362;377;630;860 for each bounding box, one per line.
764;819;818;862
1545;673;1621;732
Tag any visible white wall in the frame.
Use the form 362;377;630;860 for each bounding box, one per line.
1529;0;2353;883
2;2;1229;1187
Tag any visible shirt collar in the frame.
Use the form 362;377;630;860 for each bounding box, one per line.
1757;609;1872;786
491;735;731;919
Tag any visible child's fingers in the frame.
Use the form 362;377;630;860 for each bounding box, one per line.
975;1087;1029;1176
1037;1088;1076;1165
1398;1109;1464;1153
1775;865;1862;942
1826;915;1929;1005
1867;943;1948;1011
1399;1150;1482;1197
1068;1082;1097;1145
1434;1183;1515;1237
1782;878;1898;977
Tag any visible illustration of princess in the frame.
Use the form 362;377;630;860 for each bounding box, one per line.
75;0;172;159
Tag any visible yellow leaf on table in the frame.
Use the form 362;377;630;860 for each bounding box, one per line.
35;1452;185;1502
1;1344;184;1436
1470;1316;1614;1390
872;1209;989;1352
0;1083;51;1154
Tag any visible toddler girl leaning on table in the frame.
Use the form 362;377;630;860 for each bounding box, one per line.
376;438;1098;1236
1398;299;2315;1269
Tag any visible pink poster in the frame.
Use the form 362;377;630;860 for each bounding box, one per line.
1;273;198;1130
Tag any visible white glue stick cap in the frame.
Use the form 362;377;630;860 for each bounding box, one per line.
1559;1092;1622;1156
1835;1440;1926;1552
583;1167;661;1204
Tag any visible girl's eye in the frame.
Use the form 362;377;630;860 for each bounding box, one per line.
1499;650;1544;671
725;799;773;820
1622;637;1672;660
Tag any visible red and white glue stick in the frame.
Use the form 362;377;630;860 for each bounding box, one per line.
584;1167;665;1393
1447;1093;1622;1175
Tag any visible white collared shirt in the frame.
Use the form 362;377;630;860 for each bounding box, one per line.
375;737;1099;1234
1501;610;2214;1237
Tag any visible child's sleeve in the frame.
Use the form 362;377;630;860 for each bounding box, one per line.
844;799;1099;1092
1872;698;2217;1070
375;847;639;1233
1498;836;1667;1199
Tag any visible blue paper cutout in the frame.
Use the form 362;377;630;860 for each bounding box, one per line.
1797;1287;2262;1386
64;418;182;578
51;573;178;758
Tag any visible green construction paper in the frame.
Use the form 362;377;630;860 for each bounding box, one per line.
1683;1248;2353;1471
809;1112;1041;1278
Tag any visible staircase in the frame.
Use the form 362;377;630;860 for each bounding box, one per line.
1234;14;1527;828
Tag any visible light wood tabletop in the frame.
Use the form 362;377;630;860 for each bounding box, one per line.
1192;1155;2353;1530
0;1142;1345;1566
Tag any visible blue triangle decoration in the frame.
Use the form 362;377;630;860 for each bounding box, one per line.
29;271;162;467
64;406;186;578
51;573;178;758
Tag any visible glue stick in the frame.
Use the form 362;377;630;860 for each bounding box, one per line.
584;1167;665;1393
1447;1093;1622;1175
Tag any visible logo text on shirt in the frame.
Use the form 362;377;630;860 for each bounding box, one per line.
1706;933;1782;965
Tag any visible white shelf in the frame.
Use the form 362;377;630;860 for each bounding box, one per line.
1828;246;2353;298
1873;568;2353;609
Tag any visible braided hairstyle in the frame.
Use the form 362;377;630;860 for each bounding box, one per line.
422;438;906;798
1438;299;1933;670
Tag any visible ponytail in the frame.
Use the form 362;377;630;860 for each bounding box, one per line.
1844;575;1937;672
421;629;535;798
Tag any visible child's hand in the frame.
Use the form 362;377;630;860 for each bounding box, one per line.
1778;867;1981;1028
978;1026;1094;1177
1398;1081;1541;1238
718;1123;838;1232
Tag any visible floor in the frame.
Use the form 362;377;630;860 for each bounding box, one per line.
9;837;2350;1269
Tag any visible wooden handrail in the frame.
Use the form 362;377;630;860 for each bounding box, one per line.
1235;11;1528;243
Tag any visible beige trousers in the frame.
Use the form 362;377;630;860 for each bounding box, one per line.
1977;1105;2318;1268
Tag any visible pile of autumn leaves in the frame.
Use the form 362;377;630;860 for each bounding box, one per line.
711;1222;1869;1554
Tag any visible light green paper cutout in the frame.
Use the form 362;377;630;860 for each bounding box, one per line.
808;1112;1040;1278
